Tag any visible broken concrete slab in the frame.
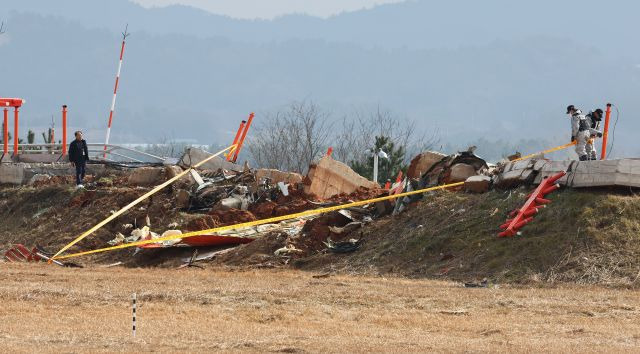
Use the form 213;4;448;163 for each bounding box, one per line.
164;165;183;179
494;168;537;188
534;160;575;185
464;175;491;193
407;151;447;179
537;159;640;188
127;167;165;186
500;158;640;189
533;159;549;171
255;169;303;185
0;164;26;184
179;147;242;172
449;163;477;183
304;156;378;199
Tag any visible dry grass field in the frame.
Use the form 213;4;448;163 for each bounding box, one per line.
0;264;639;352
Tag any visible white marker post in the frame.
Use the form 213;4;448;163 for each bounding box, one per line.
132;292;137;338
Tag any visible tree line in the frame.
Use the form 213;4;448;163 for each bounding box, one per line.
246;101;439;183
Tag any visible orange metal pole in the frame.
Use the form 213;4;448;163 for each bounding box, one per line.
62;105;68;156
600;103;612;160
232;112;254;163
227;120;246;161
3;108;7;156
395;170;404;183
13;107;18;156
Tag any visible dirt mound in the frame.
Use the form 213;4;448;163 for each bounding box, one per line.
250;186;316;218
211;232;290;267
183;215;220;232
208;208;256;224
294;188;640;287
291;212;354;255
0;184;185;263
328;186;387;203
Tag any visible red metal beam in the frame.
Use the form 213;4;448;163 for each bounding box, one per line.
62;105;68;156
0;98;25;108
227;120;246;161
498;171;565;237
3;108;7;155
232;112;254;163
13;107;19;156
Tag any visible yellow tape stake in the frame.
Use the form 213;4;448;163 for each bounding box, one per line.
54;181;465;260
50;144;237;261
511;141;577;162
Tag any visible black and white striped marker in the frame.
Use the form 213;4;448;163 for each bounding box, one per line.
132;292;137;338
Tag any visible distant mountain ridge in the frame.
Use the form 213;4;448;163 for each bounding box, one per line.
3;0;639;56
0;1;638;157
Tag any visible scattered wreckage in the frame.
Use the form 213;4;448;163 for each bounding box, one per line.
11;143;601;267
4;146;496;266
106;147;494;266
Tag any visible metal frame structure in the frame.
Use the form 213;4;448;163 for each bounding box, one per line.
1;143;165;164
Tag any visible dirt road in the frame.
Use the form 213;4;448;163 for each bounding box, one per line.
0;264;638;352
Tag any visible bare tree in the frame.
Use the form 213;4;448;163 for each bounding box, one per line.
248;100;331;173
248;102;439;174
333;106;439;166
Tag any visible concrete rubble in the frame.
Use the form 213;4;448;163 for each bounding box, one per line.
407;151;447;179
304;155;379;199
495;158;640;188
464;175;491;193
178;147;243;172
127;167;166;186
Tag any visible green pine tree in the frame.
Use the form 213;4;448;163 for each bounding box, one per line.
350;135;407;183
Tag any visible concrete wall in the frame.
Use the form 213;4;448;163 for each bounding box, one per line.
0;163;105;185
497;158;640;188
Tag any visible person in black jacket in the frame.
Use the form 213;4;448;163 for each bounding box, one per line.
68;131;89;187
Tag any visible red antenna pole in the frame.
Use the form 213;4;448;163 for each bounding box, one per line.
3;108;8;156
13;107;19;157
62;105;68;156
227;120;246;161
103;25;130;159
600;103;612;160
232;112;254;163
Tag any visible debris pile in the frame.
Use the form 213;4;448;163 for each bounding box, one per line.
15;141;633;270
88;149;390;266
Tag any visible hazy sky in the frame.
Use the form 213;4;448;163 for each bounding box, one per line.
131;0;406;19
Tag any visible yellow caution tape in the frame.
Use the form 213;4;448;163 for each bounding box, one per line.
50;144;237;260
511;141;577;162
53;181;465;260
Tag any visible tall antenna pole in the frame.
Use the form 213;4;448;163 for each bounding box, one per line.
103;24;130;158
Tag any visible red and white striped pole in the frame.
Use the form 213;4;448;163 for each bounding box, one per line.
103;25;130;158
